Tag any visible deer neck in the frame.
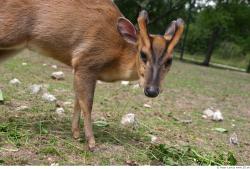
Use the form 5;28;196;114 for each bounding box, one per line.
98;45;139;82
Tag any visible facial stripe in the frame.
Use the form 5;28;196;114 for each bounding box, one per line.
152;36;167;59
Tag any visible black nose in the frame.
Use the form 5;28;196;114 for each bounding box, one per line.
144;86;159;98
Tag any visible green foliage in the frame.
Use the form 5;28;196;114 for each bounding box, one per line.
216;41;244;59
114;0;188;34
39;146;60;156
148;144;237;165
186;2;250;60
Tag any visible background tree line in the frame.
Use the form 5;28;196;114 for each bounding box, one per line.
114;0;250;73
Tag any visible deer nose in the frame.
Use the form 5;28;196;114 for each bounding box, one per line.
144;86;159;98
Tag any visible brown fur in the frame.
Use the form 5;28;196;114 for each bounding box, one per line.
0;0;184;151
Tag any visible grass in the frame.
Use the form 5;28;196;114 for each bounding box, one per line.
180;53;250;70
0;50;250;165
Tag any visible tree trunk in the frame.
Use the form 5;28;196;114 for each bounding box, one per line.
180;0;194;60
202;28;220;66
247;60;250;73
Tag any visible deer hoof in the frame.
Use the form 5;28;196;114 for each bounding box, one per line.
72;128;80;139
88;138;96;152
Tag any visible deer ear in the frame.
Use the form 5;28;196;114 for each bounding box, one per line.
117;17;138;44
164;21;177;41
164;18;185;54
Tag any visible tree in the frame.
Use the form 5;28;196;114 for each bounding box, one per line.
180;0;196;60
247;60;250;73
114;0;189;34
199;6;232;66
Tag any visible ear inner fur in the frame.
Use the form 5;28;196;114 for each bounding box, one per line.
167;18;185;54
164;21;177;41
117;17;137;44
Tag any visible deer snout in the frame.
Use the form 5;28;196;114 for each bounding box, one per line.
144;86;159;98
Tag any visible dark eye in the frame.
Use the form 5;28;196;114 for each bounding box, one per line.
164;58;173;68
140;52;147;64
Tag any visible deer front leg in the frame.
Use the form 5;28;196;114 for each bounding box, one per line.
72;97;81;139
74;70;97;151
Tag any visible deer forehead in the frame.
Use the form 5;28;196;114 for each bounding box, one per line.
151;36;167;59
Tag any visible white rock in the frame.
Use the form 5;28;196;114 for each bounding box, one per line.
133;84;140;89
43;64;47;66
29;84;42;94
203;108;214;118
150;135;158;144
22;62;27;66
9;78;21;85
121;81;130;86
63;101;72;106
121;113;136;126
16;106;28;111
42;93;57;102
51;71;65;80
51;163;59;166
56;108;65;115
144;104;152;108
212;110;223;121
202;115;208;119
51;65;58;69
97;80;104;84
230;133;239;145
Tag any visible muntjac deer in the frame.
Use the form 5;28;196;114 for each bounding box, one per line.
0;0;184;151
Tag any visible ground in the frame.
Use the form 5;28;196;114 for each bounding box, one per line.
0;50;249;165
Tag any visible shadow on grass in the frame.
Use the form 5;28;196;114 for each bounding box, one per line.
1;113;145;150
178;58;246;73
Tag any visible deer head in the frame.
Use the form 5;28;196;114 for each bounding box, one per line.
117;10;184;98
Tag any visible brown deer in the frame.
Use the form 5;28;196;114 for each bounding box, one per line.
0;0;184;151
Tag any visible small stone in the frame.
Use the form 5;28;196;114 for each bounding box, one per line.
212;110;223;121
16;106;28;111
144;104;152;108
150;135;158;144
125;160;138;166
29;84;42;94
63;101;72;106
9;78;21;85
56;108;65;115
43;64;47;66
51;65;58;69
51;71;65;80
42;93;57;102
230;133;239;145
0;89;4;102
202;115;208;119
121;81;130;86
121;113;136;126
51;163;59;166
97;80;104;84
22;62;27;66
203;108;214;118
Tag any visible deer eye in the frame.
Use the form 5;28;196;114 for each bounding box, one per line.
164;58;173;68
140;52;147;64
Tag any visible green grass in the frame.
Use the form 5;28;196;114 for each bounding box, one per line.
180;53;249;70
0;50;250;165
